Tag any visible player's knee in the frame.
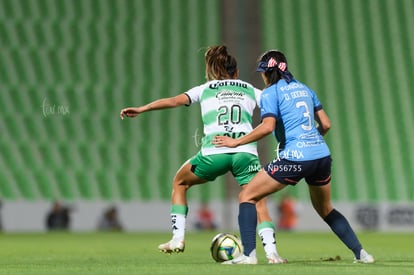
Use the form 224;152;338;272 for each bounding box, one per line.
238;190;257;204
173;178;191;190
238;190;247;203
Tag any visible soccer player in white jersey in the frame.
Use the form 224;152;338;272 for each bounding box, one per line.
214;50;374;264
120;46;284;263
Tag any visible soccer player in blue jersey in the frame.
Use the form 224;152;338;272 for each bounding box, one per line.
120;46;283;263
213;50;374;264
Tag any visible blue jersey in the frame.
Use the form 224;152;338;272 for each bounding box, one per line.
260;79;330;161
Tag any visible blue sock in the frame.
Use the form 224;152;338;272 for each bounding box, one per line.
324;209;362;258
238;202;257;256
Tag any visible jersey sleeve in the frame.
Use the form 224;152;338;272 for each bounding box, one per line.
309;88;323;111
184;84;205;105
260;87;279;119
253;88;262;106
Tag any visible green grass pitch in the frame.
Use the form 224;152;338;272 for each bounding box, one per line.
0;231;412;274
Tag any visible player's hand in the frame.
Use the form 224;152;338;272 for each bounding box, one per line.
120;107;140;119
212;135;239;148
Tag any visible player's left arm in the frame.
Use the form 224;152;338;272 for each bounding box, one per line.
314;109;331;136
213;117;276;148
120;93;190;119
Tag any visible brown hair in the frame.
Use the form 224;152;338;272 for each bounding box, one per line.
204;45;237;81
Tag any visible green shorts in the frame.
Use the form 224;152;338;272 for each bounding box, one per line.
189;151;261;186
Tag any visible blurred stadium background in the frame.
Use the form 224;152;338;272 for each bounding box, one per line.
0;0;412;232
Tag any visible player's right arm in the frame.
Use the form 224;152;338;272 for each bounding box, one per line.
120;93;190;119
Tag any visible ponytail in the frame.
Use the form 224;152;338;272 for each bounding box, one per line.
205;46;238;81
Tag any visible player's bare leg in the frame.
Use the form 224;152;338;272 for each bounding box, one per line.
158;161;206;254
309;183;374;263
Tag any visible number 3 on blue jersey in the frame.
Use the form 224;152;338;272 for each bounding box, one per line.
295;101;312;131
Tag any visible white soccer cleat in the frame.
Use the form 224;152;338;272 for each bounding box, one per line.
353;249;374;263
158;239;185;254
222;254;258;265
267;253;288;264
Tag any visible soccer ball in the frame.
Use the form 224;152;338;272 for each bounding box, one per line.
210;233;243;262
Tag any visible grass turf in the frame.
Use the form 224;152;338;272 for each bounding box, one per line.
0;232;412;275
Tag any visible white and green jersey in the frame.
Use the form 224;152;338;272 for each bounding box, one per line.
185;79;262;156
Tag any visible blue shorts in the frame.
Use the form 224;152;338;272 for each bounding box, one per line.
264;156;332;186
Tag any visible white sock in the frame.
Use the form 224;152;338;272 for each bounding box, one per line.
171;213;186;241
258;227;278;257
